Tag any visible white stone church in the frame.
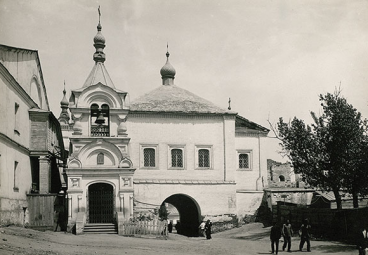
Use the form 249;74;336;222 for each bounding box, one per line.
58;17;269;236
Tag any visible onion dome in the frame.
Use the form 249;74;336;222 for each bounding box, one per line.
60;87;68;106
94;23;106;45
160;50;176;85
93;21;106;63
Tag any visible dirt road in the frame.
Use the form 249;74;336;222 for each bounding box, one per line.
0;223;357;255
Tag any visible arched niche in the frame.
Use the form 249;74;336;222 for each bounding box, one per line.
30;77;42;108
78;141;122;167
78;85;123;109
68;158;82;168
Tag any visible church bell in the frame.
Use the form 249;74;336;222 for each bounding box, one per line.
95;111;105;125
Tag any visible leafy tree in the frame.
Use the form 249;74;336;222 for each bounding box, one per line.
276;91;368;209
158;204;170;221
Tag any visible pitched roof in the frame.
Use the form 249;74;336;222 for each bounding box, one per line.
130;85;232;114
82;62;115;89
235;115;269;133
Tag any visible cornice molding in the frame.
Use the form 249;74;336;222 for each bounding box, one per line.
133;179;236;185
0;132;29;154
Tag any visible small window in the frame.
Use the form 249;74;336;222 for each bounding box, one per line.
171;149;183;168
143;148;155;167
239;154;249;169
237;150;252;170
198;149;209;168
97;153;104;165
14;103;20;135
14;161;19;191
195;145;212;169
279;175;285;182
140;145;158;169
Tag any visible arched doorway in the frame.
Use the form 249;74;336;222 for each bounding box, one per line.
163;194;201;237
88;183;114;223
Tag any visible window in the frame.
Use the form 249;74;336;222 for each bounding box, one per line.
195;145;212;169
144;148;155;167
140;145;158;169
168;145;185;169
14;103;20;135
171;149;183;168
239;154;249;169
198;149;209;167
237;150;252;170
14;161;19;191
97;153;104;165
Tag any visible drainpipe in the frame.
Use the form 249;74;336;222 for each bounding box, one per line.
256;133;263;190
222;116;226;181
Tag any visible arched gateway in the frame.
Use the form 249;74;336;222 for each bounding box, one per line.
88;183;114;223
164;194;201;237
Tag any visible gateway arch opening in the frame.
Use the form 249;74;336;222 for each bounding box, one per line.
163;194;201;237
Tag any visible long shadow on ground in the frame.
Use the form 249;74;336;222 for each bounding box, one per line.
312;243;357;253
234;231;270;241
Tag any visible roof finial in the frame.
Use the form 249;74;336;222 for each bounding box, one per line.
63;80;66;93
93;6;106;62
228;97;231;110
166;42;170;58
98;6;101;25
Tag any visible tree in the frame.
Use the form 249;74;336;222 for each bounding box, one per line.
276;91;368;209
158;204;170;221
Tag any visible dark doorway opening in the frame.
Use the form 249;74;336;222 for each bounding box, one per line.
163;194;201;237
88;183;114;223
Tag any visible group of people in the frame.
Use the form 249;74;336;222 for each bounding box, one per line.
270;219;311;254
199;219;212;239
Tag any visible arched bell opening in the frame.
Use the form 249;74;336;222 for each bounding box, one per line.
90;103;110;136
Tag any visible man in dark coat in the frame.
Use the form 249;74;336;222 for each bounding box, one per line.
270;222;282;254
358;227;368;255
204;219;212;240
299;219;312;252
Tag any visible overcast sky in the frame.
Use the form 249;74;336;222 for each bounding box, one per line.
1;0;368;163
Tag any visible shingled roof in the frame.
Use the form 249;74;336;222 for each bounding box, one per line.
130;85;231;114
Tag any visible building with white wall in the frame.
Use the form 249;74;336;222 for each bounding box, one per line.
0;45;66;227
59;17;269;236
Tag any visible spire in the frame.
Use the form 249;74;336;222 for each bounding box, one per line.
58;81;70;124
160;44;176;86
93;6;106;63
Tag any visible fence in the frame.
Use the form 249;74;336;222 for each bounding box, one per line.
272;203;368;243
27;194;66;230
121;219;168;237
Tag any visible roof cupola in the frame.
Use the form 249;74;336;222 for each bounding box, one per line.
93;6;106;63
58;81;70;124
160;45;176;85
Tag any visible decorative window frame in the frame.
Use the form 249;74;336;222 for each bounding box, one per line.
168;144;186;170
195;145;213;170
237;150;253;171
140;144;158;169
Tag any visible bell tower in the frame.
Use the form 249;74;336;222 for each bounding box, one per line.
60;7;135;233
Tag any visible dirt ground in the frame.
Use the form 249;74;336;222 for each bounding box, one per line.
0;223;358;255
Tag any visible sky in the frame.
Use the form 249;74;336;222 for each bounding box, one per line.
1;0;368;163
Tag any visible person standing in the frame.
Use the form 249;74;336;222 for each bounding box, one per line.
299;219;312;252
199;221;206;237
282;219;293;252
270;222;282;254
204;219;212;240
358;227;368;255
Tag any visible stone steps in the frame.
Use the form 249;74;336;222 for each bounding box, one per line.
83;223;117;234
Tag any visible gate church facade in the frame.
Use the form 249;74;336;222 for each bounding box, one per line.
59;17;269;235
